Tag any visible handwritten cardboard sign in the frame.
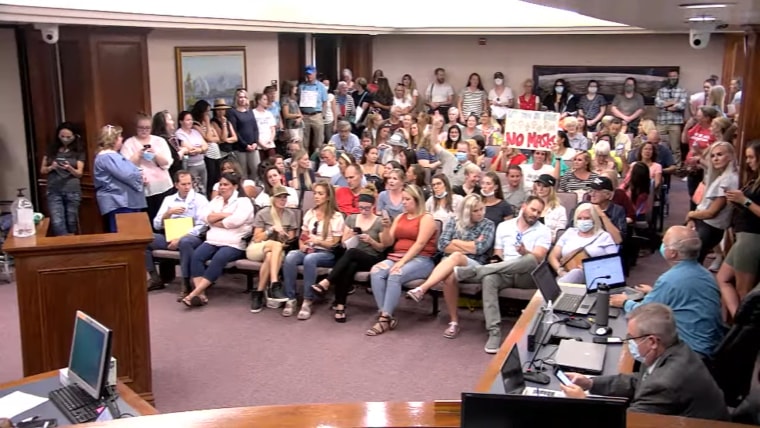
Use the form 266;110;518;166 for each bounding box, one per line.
503;109;560;151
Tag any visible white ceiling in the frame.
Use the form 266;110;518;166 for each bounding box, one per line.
0;0;634;33
524;0;760;31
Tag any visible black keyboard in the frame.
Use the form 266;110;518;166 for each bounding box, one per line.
49;384;100;424
555;294;583;313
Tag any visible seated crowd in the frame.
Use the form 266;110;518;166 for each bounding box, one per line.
43;66;757;420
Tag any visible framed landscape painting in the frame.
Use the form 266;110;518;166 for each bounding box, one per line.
175;46;247;112
532;65;679;105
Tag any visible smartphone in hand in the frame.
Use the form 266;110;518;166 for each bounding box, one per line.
555;369;572;386
353;227;362;234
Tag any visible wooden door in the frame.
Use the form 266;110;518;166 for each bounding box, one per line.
278;33;305;86
339;35;373;81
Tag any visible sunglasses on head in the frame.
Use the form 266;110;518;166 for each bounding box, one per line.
312;221;320;236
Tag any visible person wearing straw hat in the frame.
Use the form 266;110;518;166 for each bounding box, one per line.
210;98;238;160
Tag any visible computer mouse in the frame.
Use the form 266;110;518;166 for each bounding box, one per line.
565;317;592;329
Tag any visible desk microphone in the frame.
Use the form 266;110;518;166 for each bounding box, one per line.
589;274;611;291
592;283;613;336
523;307;565;385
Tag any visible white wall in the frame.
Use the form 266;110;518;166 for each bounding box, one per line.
372;34;724;98
0;28;29;202
147;29;279;114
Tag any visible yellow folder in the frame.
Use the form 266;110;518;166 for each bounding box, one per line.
164;217;193;241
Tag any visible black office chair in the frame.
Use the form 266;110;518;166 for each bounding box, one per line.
708;286;760;408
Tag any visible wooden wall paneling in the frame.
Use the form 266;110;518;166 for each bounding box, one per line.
737;27;760;173
278;33;305;85
340;35;373;82
721;34;745;106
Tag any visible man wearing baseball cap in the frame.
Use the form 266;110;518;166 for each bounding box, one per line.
298;65;329;155
587;176;626;244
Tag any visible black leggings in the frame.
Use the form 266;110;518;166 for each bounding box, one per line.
327;248;383;305
694;219;724;264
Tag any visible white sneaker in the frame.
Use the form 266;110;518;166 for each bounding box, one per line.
708;255;723;272
297;302;312;320
282;299;297;317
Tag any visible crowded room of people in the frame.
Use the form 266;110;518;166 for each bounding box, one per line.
0;0;759;426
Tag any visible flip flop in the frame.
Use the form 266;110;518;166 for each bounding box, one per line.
311;283;329;296
190;296;204;307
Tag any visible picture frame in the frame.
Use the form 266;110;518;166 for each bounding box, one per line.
532;65;679;105
175;46;247;112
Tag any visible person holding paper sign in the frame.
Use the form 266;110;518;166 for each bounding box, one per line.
298;65;329;154
146;170;209;298
312;187;385;323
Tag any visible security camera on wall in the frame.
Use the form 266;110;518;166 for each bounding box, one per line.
688;20;719;50
34;23;59;45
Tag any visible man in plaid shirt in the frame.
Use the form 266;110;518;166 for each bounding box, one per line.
655;70;688;167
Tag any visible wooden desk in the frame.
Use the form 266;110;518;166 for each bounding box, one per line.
2;213;155;401
0;370;157;420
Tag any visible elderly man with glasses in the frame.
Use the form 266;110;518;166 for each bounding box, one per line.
560;303;729;421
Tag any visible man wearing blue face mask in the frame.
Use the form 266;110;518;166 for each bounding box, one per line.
609;225;725;358
443;141;474;187
560;303;729;421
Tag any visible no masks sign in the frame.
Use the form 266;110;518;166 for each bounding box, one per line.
503;109;560;151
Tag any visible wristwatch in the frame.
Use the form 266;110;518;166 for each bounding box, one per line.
744;199;753;208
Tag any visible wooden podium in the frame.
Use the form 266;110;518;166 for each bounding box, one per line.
2;213;155;402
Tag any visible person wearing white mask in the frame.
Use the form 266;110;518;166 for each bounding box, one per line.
546;203;617;284
560;303;730;422
577;79;608;132
488;72;514;122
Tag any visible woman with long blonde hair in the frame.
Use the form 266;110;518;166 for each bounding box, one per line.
532;174;568;242
707;85;727;116
93;125;146;232
281;182;344;320
287;149;315;194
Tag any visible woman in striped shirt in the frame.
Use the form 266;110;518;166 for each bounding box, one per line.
458;73;487;121
559;151;599;201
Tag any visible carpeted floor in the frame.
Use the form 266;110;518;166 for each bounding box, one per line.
0;179;690;414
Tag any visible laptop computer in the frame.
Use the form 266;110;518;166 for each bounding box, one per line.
531;262;587;314
461;392;627;428
489;346;561;397
580;254;645;311
555;339;606;375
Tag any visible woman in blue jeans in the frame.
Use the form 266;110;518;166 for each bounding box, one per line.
368;184;437;336
40;122;85;235
182;173;254;307
282;182;344;320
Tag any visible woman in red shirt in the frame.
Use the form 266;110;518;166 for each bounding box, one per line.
490;145;527;172
368;184;437;336
683;106;719;208
518;78;540;111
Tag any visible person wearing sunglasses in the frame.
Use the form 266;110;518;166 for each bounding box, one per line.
559;303;729;421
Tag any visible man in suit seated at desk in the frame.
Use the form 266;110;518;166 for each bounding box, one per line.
454;196;552;354
609;225;725;359
560;303;729;421
145;170;209;299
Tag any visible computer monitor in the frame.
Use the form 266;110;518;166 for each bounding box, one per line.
67;311;113;400
582;254;626;292
461;392;627;428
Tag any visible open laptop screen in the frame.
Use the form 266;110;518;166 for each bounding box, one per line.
501;346;525;394
531;262;561;303
582;254;626;291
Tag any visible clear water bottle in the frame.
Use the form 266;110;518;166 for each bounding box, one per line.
543;300;560;330
11;188;35;238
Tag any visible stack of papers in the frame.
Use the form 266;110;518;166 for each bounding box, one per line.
0;391;48;418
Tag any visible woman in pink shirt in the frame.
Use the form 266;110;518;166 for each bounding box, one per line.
683;106;718;208
176;111;208;195
120;113;173;223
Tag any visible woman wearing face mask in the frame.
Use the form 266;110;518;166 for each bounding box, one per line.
176;110;208;195
533;174;567;242
611;77;645;134
120;113;174;224
488;72;514;122
542;78;577;118
577;80;608;131
426;173;463;223
518;78;540;111
547;203;618;283
40;122;86;236
480;172;513;224
686;141;739;264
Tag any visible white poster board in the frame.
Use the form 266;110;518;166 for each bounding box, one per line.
503;109;561;151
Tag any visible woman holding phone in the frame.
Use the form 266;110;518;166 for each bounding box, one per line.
311;186;384;322
40;122;86;236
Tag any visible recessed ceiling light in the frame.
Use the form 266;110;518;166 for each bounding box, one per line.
680;3;731;9
688;16;718;22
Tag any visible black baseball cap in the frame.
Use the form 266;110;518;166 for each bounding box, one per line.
588;176;614;191
494;72;504;79
534;174;556;187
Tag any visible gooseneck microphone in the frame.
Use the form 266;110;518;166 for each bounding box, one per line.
589;274;611;291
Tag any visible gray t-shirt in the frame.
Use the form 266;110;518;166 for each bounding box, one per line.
47;150;85;193
345;214;383;257
612;93;645;117
253;207;298;241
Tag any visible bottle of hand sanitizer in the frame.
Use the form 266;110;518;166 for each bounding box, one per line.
543;300;560;330
11;188;35;238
